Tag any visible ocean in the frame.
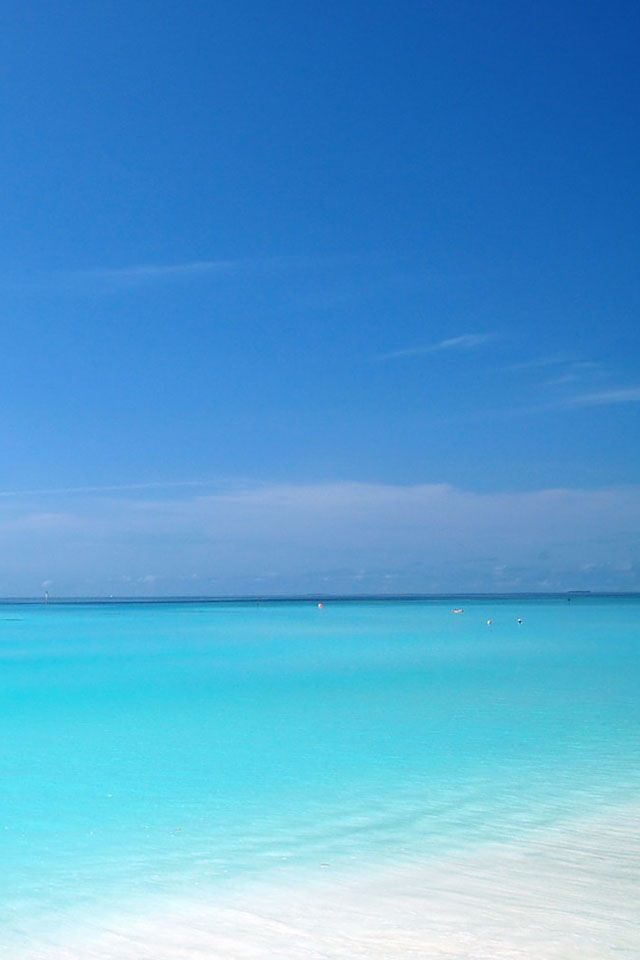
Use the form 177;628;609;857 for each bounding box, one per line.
1;596;638;957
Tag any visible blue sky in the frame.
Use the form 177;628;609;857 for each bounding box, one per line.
1;1;639;595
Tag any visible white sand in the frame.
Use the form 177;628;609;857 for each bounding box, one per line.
8;803;640;959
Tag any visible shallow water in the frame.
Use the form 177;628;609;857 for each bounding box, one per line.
1;597;638;955
16;804;639;959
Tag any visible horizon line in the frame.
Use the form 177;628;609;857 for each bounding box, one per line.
5;590;640;606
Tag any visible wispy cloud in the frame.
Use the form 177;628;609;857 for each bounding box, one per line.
499;383;640;416
59;259;244;288
499;356;611;408
57;254;341;289
375;333;493;362
540;372;582;387
506;356;601;373
505;356;568;372
559;386;640;408
0;478;235;500
538;361;603;389
90;260;240;280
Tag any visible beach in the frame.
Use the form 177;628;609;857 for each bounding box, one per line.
6;802;640;958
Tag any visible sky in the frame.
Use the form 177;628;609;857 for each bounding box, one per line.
1;0;639;596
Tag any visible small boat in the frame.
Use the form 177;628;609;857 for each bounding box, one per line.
451;607;464;614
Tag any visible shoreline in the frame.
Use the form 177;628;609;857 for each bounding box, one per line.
7;800;639;960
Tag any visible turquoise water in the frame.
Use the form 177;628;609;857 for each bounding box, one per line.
1;597;638;948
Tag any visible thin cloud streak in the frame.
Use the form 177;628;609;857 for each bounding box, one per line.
375;333;493;362
93;260;240;279
57;253;350;288
505;356;568;372
560;386;640;408
481;384;640;419
65;259;243;285
505;357;601;373
0;478;236;500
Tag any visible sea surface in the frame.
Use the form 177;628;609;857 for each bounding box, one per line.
0;596;638;957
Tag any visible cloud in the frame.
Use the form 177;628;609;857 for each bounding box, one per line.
506;357;601;374
91;260;239;280
536;361;604;390
58;259;243;289
54;254;331;290
0;480;639;595
560;386;640;408
0;478;232;500
375;333;493;362
485;358;635;416
541;373;581;387
505;356;568;372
